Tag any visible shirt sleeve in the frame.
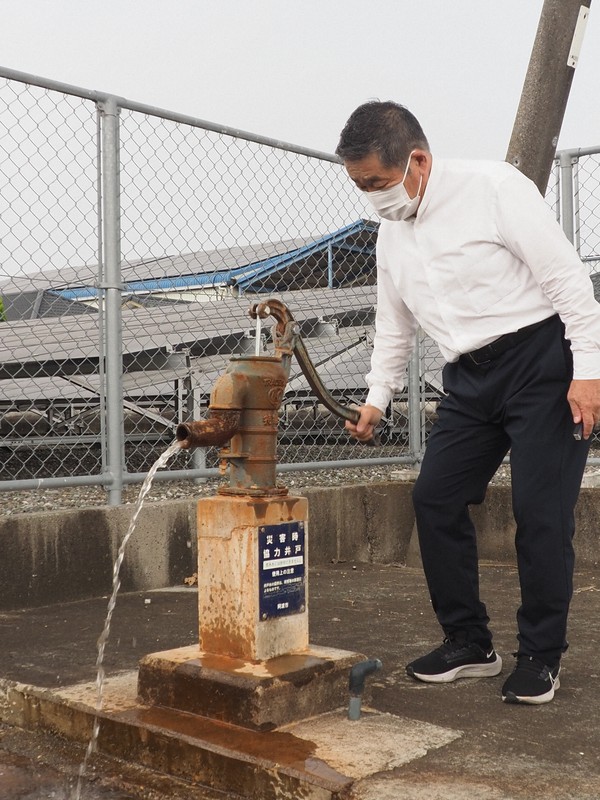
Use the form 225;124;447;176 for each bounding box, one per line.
365;240;419;412
495;168;600;380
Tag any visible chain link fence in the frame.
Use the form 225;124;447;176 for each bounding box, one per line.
1;67;599;504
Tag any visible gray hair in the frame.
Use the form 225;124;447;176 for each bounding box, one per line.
335;101;430;167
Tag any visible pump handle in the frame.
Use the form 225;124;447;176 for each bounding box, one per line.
250;300;379;446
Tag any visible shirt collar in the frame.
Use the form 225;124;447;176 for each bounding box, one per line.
415;154;440;221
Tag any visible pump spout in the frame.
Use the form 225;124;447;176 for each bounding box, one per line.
176;364;249;450
176;410;241;449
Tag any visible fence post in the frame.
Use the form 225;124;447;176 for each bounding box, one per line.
574;158;582;255
99;96;124;505
559;150;576;244
407;335;422;466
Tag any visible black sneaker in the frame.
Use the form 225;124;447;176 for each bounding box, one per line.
501;655;560;704
406;638;503;683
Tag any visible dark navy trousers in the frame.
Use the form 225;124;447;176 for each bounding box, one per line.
412;315;590;666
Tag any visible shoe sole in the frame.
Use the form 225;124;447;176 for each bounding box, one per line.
407;654;503;684
502;675;560;705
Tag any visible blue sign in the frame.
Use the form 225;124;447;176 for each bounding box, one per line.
259;521;306;620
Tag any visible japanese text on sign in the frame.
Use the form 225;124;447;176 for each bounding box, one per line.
259;521;305;620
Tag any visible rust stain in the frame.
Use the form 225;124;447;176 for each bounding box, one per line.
120;702;351;787
176;411;240;449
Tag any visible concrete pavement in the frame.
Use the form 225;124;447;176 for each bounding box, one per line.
1;562;599;798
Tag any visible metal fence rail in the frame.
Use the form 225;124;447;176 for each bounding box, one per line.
1;66;599;505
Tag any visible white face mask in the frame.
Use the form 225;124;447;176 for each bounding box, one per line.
364;152;422;221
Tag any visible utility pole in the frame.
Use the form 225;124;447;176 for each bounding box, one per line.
506;0;592;193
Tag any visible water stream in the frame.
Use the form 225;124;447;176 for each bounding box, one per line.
72;439;182;800
255;312;262;355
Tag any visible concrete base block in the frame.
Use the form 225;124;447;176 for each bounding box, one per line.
137;643;363;730
0;672;460;800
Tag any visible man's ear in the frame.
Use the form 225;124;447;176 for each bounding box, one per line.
412;150;431;171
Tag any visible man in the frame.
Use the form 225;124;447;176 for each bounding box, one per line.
336;100;600;705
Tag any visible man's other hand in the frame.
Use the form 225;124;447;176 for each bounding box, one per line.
568;379;600;439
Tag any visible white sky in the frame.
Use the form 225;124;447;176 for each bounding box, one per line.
2;0;599;160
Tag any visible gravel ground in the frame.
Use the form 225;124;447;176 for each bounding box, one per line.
0;461;513;516
1;456;599;517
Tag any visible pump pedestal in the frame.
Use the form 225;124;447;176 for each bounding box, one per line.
138;493;364;730
137;643;361;731
196;493;310;662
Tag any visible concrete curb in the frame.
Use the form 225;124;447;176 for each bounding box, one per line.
0;674;354;800
1;483;598;610
0;671;463;800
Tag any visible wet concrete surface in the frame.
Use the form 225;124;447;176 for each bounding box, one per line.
1;564;600;798
0;721;239;799
0;731;131;800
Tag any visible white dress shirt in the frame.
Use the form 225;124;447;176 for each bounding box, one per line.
365;157;600;413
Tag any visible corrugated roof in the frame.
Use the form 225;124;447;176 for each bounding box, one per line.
0;327;373;405
0;221;377;306
0;286;376;381
0;218;382;415
0;234;326;294
3;290;96;322
55;221;376;300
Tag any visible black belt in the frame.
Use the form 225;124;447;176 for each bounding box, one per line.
460;315;556;366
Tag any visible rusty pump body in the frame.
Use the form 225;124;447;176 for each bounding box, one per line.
138;299;366;728
176;298;364;494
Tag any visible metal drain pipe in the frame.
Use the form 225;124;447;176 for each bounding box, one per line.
348;658;383;720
